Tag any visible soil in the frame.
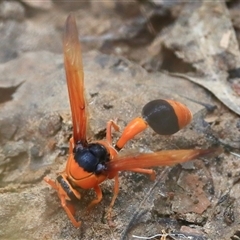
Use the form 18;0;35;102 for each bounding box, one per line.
0;1;240;240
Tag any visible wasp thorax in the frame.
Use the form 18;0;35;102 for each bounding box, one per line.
74;143;109;173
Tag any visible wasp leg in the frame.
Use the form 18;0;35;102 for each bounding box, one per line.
59;194;81;228
129;168;156;180
44;176;81;228
106;120;120;144
86;185;103;212
44;177;58;190
107;174;119;226
69;137;74;152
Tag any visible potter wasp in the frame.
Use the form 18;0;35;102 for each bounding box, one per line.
44;14;216;228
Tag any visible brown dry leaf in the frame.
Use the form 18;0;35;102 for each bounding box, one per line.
20;0;53;10
149;1;240;115
169;73;240;115
176;172;211;215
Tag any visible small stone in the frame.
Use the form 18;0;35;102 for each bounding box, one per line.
0;1;25;21
38;112;62;138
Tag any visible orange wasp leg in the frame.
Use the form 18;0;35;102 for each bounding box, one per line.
105;119;155;224
127;168;156;180
106;120;120;144
59;194;81;228
44;177;58;190
44;176;82;227
107;174;120;226
86;185;103;212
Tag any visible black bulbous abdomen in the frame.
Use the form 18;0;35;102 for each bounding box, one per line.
142;99;179;135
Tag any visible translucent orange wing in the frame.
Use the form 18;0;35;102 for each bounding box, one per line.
107;149;217;173
63;14;87;145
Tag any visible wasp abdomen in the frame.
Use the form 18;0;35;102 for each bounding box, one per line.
142;99;192;135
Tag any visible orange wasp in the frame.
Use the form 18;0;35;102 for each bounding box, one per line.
44;14;215;228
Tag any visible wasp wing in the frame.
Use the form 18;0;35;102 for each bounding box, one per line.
63;14;87;145
107;149;217;173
